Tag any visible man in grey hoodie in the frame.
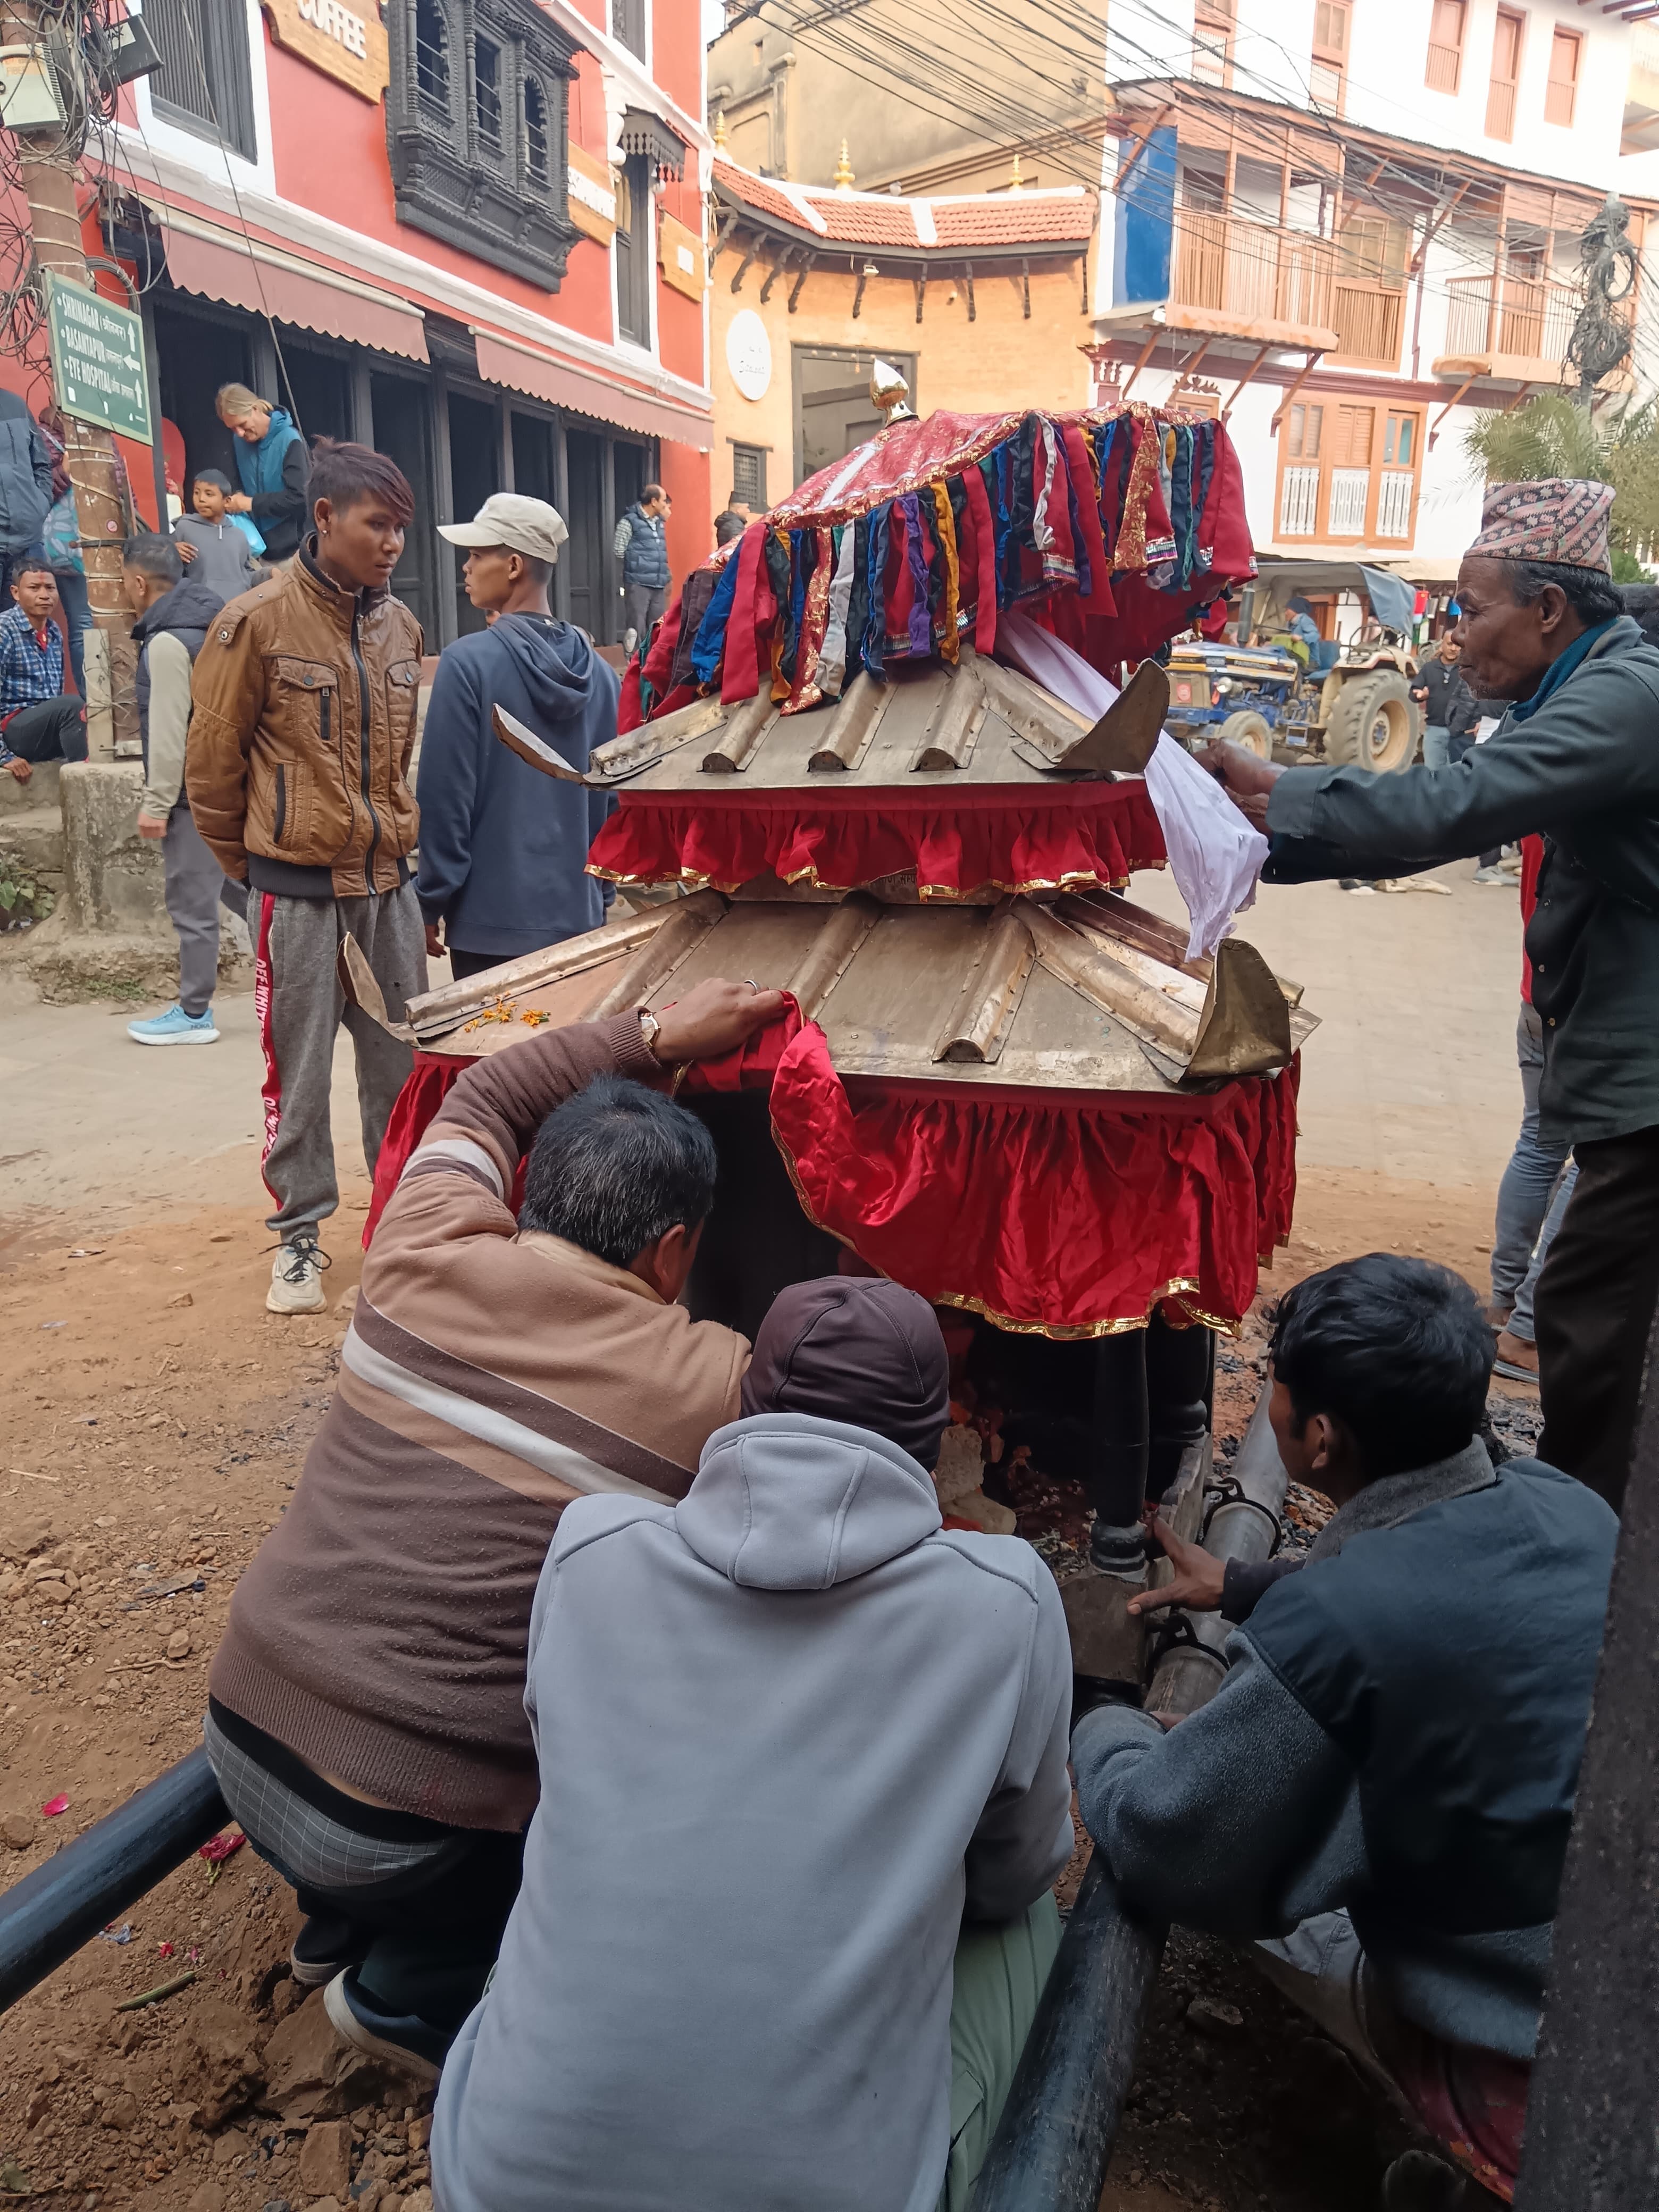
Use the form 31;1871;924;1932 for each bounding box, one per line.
432;1274;1074;2212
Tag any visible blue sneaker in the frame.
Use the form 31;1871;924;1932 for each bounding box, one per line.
127;1002;220;1046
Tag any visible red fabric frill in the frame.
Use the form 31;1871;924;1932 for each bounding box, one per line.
365;1008;1298;1339
585;781;1167;898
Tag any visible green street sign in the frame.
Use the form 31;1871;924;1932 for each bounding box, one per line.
42;272;152;445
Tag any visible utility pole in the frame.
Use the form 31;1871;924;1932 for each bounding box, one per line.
1512;1297;1659;2209
1;2;136;746
1565;193;1638;414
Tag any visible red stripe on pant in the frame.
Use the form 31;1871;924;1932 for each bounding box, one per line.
253;891;282;1203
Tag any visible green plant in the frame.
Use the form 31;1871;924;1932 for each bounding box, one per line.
0;856;53;926
1462;393;1659;564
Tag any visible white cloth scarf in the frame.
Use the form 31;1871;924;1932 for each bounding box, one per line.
995;608;1267;961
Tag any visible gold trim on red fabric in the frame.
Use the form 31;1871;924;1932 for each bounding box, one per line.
766;1095;1252;1342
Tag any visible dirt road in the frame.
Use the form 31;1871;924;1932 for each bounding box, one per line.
0;860;1536;2212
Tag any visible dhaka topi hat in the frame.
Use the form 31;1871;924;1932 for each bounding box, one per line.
1467;478;1614;572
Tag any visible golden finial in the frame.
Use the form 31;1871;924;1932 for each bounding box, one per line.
832;138;854;190
1008;151;1025;191
713;108;728;151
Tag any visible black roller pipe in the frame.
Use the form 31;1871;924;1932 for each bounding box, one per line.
972;1379;1286;2212
968;1856;1163;2209
0;1745;228;2014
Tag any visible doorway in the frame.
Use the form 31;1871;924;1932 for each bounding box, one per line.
564;428;605;640
274;339;352;448
447;392;500;637
371;371;438;642
793;346;916;483
151;297;249;504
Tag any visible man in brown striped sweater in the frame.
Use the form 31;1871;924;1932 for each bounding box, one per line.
204;976;784;2077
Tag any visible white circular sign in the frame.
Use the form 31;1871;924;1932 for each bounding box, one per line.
726;309;773;402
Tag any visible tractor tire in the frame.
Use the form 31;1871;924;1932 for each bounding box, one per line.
1323;671;1418;773
1214;709;1273;759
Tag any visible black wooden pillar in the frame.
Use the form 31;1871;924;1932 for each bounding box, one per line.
1146;1313;1214;1500
1088;1333;1148;1572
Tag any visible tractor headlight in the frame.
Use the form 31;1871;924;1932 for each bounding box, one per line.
1213;677;1234;697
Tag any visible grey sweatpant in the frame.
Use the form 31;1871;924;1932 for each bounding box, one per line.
164;802;223;1018
255;881;426;1241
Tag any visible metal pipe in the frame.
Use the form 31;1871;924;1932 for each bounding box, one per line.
0;1747;227;2015
972;1379;1288;2212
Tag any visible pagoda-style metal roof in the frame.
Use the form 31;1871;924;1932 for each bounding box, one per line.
344;883;1315;1097
496;647;1171;795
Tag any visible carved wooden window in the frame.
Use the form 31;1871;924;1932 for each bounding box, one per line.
387;0;579;290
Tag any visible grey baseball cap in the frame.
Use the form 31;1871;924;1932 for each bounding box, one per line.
439;492;569;563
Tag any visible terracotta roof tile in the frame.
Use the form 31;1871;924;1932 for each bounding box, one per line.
715;157;1096;253
808;196;921;245
931;195;1096;247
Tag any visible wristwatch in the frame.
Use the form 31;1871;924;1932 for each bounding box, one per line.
636;1007;661;1057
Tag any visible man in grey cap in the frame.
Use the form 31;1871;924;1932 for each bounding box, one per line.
419;493;619;979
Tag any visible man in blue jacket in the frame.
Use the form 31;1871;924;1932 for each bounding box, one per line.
215;383;309;566
420;495;618;980
1076;1254;1616;2208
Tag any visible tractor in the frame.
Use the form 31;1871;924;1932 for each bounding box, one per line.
1165;559;1423;773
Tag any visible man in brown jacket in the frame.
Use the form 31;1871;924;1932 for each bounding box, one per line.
204;977;783;2079
187;439;426;1315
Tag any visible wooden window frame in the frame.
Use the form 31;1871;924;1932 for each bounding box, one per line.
1486;7;1526;144
1311;0;1351;114
1546;27;1581;128
1426;0;1465;94
1273;399;1425;546
1193;0;1236;88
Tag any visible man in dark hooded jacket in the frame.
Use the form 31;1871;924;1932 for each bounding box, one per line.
420;495;618;979
0;390;51;601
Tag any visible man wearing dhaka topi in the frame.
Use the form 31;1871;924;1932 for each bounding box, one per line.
1205;478;1659;1515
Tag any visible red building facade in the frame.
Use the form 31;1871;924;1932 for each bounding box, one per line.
63;0;713;648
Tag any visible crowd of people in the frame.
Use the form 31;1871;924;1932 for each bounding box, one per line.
4;396;1648;2207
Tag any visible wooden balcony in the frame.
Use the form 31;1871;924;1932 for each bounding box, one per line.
1168;212;1339;350
1330;281;1403;370
1434;271;1633;387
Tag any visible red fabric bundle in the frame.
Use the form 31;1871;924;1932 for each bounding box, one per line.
585;781;1166;898
365;1010;1298;1338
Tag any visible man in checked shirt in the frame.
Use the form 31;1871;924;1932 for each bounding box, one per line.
0;555;84;785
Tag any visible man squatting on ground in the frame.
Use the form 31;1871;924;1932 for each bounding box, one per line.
186;441;428;1317
202;981;784;2066
432;1272;1073;2212
1105;1254;1616;2204
1207;477;1659;1510
123;537;229;1047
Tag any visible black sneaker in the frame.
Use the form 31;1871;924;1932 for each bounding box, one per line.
323;1967;445;2086
1381;2149;1470;2210
290;1913;367;1988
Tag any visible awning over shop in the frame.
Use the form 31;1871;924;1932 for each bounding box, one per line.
472;329;713;451
157;210;430;364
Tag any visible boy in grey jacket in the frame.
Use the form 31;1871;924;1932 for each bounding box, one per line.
1075;1254;1616;2206
433;1275;1074;2212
